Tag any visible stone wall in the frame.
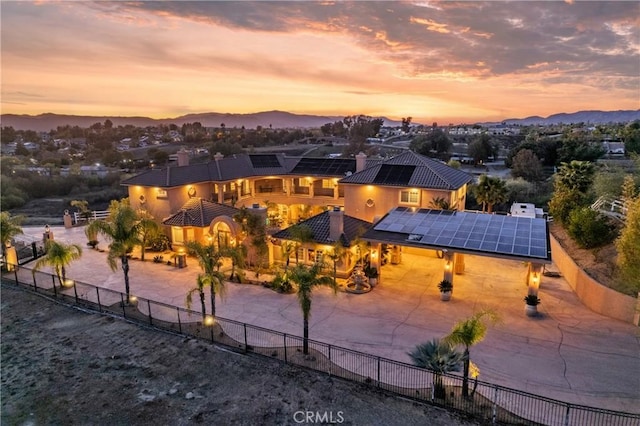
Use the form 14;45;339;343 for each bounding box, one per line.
550;235;639;325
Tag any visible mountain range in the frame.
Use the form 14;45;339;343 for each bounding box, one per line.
1;109;638;132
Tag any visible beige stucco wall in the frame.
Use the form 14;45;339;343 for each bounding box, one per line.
550;234;639;325
343;184;462;222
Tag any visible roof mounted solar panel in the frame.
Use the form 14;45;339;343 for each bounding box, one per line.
373;165;416;185
250;154;281;168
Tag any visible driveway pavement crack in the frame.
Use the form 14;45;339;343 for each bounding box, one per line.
390;280;430;346
557;324;572;389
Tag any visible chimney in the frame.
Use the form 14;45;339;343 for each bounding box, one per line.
214;152;224;162
177;149;189;167
329;206;344;242
355;152;367;172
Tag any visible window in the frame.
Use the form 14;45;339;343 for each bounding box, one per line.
157;189;168;198
171;227;184;244
400;190;419;204
297;178;310;187
321;179;333;189
315;250;324;264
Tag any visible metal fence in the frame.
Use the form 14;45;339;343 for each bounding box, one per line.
2;263;638;426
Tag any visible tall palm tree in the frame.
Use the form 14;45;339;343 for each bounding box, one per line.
444;310;500;397
327;240;346;286
408;338;463;399
186;273;209;321
186;241;226;316
33;241;83;297
555;160;595;193
1;212;23;258
474;175;507;213
222;244;246;282
289;263;336;354
86;199;141;303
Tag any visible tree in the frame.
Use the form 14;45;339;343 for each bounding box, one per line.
473;175;507;213
616;196;640;294
186;274;210;321
185;241;226;316
567;207;616;249
326;241;346;287
468;134;496;165
429;196;458;211
222;244;246;282
444;310;499;397
136;213;160;261
86;198;141;303
288;224;313;265
289;263;337;354
622;121;640;154
33;241;83;297
408;339;463;399
511;149;543;182
0;212;23;258
411;130;451;158
555;161;595;193
401;117;412;133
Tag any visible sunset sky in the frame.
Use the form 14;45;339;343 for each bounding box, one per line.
1;1;639;124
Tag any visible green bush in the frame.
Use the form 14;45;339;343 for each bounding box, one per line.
148;234;171;252
567;207;616;249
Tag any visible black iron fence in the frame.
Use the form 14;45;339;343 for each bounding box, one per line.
2;263;638;426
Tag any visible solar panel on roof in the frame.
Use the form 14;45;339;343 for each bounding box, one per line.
250;155;281;168
291;158;355;175
373;165;415;185
373;208;549;260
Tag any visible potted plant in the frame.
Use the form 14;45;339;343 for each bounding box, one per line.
365;265;379;287
438;279;453;301
524;294;540;316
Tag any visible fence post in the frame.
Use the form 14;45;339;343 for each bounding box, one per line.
14;267;19;286
328;345;332;377
564;404;571;426
177;308;182;333
31;242;37;259
377;356;381;388
96;287;102;313
121;294;126;317
210;323;214;342
147;300;152;325
284;333;287;363
51;275;56;296
243;323;248;353
492;385;499;425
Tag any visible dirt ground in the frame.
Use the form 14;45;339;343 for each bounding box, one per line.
1;285;477;426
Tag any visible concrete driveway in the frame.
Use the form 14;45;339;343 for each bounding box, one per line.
16;225;640;414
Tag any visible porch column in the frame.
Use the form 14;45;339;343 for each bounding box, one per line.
308;179;314;197
454;253;465;274
443;251;455;283
217;184;224;204
527;262;544;296
333;180;339;200
370;243;382;283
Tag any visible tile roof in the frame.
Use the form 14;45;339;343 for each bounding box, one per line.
340;151;473;190
271;211;372;247
162;198;239;227
122;154;355;188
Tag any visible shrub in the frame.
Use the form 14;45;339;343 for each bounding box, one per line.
567;207;616;249
153;255;164;263
524;294;540;306
148;234;171;252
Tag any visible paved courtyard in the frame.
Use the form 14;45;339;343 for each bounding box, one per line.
14;225;640;414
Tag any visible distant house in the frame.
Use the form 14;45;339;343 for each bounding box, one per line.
602;141;625;155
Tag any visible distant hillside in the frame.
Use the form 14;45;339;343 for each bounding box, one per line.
502;110;640;126
2;109;637;132
0;110;401;132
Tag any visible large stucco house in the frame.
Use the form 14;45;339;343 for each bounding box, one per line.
122;150;475;278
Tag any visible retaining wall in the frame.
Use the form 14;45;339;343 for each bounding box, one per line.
550;235;639;326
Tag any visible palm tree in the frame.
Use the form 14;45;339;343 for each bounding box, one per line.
474;175;507;213
327;240;346;286
86;198;141;304
429;196;458;211
289;224;313;265
1;211;23;258
136;212;160;261
33;241;83;298
186;274;209;321
289;263;337;354
222;244;246;282
444;310;500;397
186;241;226;316
408;338;463;399
555;160;595;193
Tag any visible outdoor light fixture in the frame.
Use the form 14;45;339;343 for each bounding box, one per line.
128;296;138;303
445;260;452;270
204;316;215;326
44;224;50;233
